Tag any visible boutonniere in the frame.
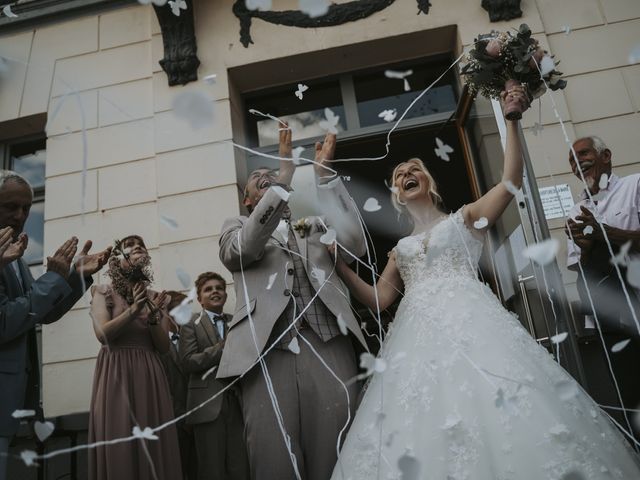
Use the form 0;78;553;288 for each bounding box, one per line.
292;218;312;238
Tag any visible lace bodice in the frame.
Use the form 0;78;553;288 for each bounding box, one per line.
395;208;483;291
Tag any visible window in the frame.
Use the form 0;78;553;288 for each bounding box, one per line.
2;135;47;275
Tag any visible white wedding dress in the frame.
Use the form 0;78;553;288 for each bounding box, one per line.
332;209;640;480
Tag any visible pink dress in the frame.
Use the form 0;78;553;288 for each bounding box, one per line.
88;285;183;480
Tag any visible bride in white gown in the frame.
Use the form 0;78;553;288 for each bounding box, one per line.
330;87;640;480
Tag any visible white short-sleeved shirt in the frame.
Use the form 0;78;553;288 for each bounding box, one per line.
566;173;640;269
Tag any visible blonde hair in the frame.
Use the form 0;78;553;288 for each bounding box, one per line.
390;158;443;214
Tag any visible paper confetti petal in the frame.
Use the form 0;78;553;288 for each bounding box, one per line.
629;44;640;65
12;409;36;419
378;109;398;122
337;313;348;336
299;0;329;17
288;337;301;354
611;339;631;353
246;0;272;11
132;426;159;440
627;259;640;288
266;273;277;290
311;267;326;285
539;55;555;76
434;137;454;161
175;267;191;289
170;301;193;326
363;198;382;212
294;83;309;100
168;0;187;16
171;91;214;130
20;450;38;467
522;238;559;266
202;74;217;85
319;228;337;245
292;146;305;165
473;217;488;229
34;421;55;442
583;225;593;235
2;5;18;18
160;214;178;230
550;332;568;344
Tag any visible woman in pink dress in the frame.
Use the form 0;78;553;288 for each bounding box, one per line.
88;235;183;480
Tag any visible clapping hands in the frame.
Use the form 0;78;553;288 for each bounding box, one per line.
0;227;28;268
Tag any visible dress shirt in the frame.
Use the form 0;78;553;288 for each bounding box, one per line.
10;260;25;293
205;310;226;340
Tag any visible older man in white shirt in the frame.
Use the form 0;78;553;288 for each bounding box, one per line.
565;135;640;442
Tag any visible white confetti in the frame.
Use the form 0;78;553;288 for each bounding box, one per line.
378;109;397;122
294;83;309;100
170;298;193;326
202;74;217;85
385;69;413;91
583;225;593;235
2;4;18;18
337;313;348;336
398;453;420;480
168;0;187;16
473;217;488;229
598;173;609;191
176;267;191;289
611;339;631;353
34;421;55;442
288;336;301;354
531;122;544;136
171;91;214;129
561;25;571;35
138;0;168;5
132;425;159;440
292;146;305;166
434;137;454;161
550;332;568;344
20;450;38;467
627;259;640;288
503;179;521;196
539;55;555;76
311;267;326;284
611;240;632;266
628;44;640;64
266;272;277;290
12;409;36;419
319;107;340;134
0;56;8;76
160;214;178;230
522;238;559;266
363;197;382;212
246;0;271;11
319;228;336;245
359;352;386;376
299;0;329;17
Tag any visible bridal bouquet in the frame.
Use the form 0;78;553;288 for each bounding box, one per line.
461;24;567;120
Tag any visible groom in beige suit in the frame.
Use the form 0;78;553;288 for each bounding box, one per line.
217;128;368;480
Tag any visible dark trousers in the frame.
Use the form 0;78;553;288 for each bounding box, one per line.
240;330;359;480
193;392;249;480
177;422;197;480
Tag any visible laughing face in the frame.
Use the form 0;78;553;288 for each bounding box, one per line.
120;236;149;267
243;168;278;213
393;161;431;204
197;278;227;313
569;138;612;193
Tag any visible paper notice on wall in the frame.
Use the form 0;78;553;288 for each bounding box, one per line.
538;184;574;220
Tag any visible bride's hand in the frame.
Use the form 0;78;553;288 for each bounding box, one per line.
327;242;346;270
500;86;530;117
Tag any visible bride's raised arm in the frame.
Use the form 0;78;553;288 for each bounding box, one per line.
331;245;403;312
464;86;530;229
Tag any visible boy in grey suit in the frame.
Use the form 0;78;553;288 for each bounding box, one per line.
179;272;249;480
0;171;110;480
217;128;368;480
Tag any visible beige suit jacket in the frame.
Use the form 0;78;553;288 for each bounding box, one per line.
217;178;368;378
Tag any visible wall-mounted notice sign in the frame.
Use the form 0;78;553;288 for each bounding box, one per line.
538;184;574;220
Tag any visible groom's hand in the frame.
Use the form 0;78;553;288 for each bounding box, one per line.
314;132;337;183
276;122;295;187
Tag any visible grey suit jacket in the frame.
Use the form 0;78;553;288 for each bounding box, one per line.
179;310;231;425
0;260;92;436
217;178;368;378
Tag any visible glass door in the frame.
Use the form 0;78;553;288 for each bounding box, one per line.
457;89;586;385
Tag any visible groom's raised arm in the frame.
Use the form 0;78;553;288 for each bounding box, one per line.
313;133;366;261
